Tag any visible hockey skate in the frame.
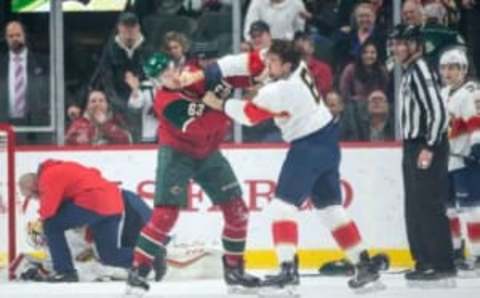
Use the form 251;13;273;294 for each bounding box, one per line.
454;243;480;278
222;256;261;295
406;267;457;289
124;266;151;298
259;256;300;298
46;270;79;283
348;251;385;293
125;250;168;297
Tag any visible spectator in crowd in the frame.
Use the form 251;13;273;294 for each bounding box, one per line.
0;21;50;144
240;20;272;52
337;0;392;32
333;2;387;72
402;0;425;26
324;90;361;141
163;31;190;70
338;40;389;103
243;0;311;41
92;12;152;143
362;90;394;141
293;32;333;96
422;2;465;66
338;90;394;142
126;70;158;144
65;89;131;145
325;90;345;121
459;0;480;76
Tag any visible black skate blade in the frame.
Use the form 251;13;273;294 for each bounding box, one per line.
258;285;300;298
351;280;386;294
227;285;259;295
407;278;457;289
124;285;148;298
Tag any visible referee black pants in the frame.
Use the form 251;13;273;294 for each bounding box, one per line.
402;137;454;271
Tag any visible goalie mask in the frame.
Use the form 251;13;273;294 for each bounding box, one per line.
26;219;47;248
439;47;469;87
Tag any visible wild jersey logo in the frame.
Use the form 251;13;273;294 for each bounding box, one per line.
170;185;183;196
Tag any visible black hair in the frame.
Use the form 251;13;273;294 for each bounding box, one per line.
353;39;388;87
268;39;301;71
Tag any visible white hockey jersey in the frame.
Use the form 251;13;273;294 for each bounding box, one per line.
442;81;480;171
225;62;332;142
217;52;332;142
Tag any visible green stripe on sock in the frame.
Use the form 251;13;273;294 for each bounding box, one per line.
138;235;163;257
222;238;246;253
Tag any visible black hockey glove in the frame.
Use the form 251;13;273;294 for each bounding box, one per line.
212;80;233;100
465;143;480;166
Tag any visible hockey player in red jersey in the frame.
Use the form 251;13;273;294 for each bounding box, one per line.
125;53;260;296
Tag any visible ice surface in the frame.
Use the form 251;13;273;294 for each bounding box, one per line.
1;273;480;298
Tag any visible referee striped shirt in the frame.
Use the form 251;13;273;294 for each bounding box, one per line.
399;58;448;147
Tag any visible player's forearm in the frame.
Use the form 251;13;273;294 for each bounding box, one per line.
224;99;256;126
224;99;274;127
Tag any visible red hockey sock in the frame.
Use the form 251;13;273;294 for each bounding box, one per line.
467;222;480;243
134;206;180;267
331;221;362;250
272;220;298;263
449;217;462;249
219;198;249;266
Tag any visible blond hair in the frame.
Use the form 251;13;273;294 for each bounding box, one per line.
163;31;190;53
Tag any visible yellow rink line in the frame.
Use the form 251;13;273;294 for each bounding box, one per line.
245;249;414;268
1;249;414;270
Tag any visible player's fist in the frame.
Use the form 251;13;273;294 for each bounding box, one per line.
213;80;232;100
202;91;224;111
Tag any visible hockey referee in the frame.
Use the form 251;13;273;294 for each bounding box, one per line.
391;25;456;282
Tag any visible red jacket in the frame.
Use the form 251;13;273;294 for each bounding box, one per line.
38;160;124;220
307;57;333;96
65;114;131;145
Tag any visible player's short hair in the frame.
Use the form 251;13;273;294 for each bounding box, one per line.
268;39;301;70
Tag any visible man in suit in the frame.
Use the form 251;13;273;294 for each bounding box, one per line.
0;21;50;144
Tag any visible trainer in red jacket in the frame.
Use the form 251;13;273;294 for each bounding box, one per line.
18;159;130;282
36;159;124;220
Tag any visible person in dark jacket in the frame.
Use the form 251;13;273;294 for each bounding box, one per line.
0;21;50;144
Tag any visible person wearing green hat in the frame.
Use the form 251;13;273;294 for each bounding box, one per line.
125;52;260;296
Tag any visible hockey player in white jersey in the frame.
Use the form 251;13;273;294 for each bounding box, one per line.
202;39;383;292
440;47;480;275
